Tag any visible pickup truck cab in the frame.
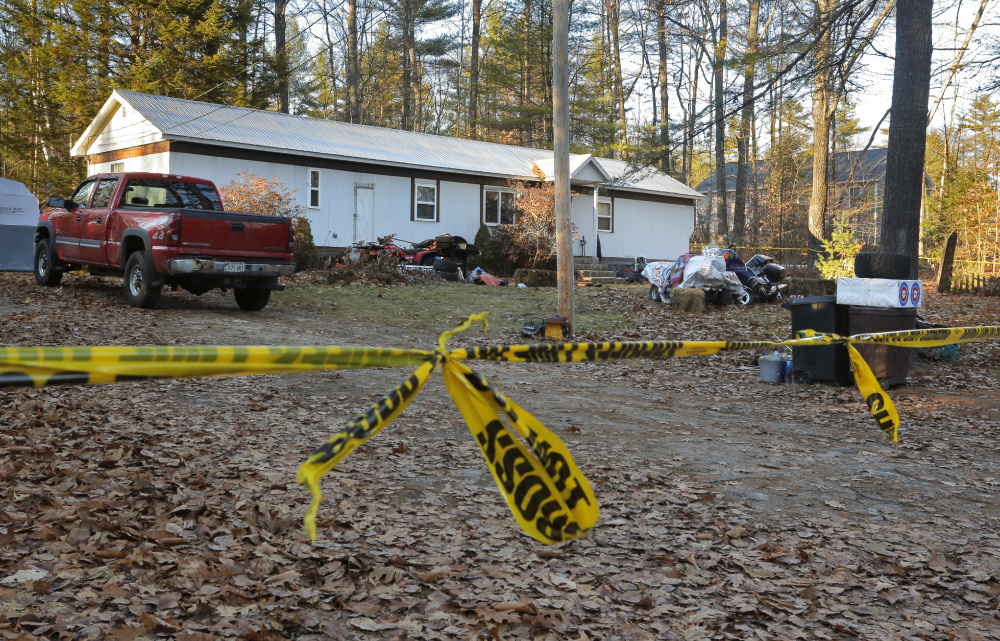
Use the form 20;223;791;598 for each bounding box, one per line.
34;172;295;310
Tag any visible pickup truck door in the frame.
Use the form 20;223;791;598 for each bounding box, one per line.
78;176;119;265
52;179;97;262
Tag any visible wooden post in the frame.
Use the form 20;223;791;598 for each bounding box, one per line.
936;231;957;294
553;0;574;333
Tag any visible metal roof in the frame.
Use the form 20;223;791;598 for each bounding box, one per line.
81;90;701;200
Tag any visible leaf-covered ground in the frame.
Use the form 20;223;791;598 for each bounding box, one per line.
2;272;1000;640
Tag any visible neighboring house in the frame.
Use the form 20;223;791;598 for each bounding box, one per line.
694;148;932;245
70;91;702;262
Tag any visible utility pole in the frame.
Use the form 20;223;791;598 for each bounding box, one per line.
553;0;573;333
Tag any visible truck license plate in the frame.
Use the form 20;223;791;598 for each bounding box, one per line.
224;262;246;273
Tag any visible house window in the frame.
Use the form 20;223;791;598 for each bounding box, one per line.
309;169;320;208
414;179;438;221
847;185;863;205
597;198;613;232
483;188;516;225
110;161;124;173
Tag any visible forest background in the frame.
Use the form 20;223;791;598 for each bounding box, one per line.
1;0;999;274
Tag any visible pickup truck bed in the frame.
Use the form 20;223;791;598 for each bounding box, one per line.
34;172;296;310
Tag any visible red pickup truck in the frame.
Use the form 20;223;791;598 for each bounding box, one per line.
34;172;295;310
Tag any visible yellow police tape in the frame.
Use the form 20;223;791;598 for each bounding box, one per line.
2;315;998;544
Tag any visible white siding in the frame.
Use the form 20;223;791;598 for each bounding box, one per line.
598;197;693;261
84;145;696;257
164;153;489;246
86;101;162;156
438;181;481;240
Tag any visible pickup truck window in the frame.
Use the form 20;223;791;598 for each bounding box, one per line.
120;178;223;210
71;180;97;207
91;177;120;208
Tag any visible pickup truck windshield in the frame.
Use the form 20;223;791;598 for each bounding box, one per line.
120;178;223;211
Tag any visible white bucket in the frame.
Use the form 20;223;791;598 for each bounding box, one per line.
759;359;786;384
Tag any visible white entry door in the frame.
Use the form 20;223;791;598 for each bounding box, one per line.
353;185;374;243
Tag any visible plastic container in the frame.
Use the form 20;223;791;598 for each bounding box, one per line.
759;358;786;383
783;295;917;387
848;305;916;387
783;295;852;385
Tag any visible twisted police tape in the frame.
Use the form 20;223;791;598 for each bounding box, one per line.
2;315;998;543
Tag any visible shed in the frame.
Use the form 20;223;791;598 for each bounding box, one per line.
71;91;701;262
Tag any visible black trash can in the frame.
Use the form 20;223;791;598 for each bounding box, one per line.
783;295;852;385
848;305;916;387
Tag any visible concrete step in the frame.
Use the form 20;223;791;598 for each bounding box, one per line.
576;269;617;278
579;275;630;285
576;256;599;265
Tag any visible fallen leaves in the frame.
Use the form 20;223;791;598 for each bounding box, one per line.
2;274;1000;639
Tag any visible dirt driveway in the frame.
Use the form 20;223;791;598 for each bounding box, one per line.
2;271;1000;640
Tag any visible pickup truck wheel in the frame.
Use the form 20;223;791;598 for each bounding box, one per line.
234;287;271;311
34;239;63;286
124;251;162;309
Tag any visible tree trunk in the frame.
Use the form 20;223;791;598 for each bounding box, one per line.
523;0;533;146
732;0;759;246
657;0;669;173
401;0;416;130
880;0;933;279
807;0;834;268
347;0;360;123
714;0;728;238
275;0;289;113
610;0;626;159
937;231;957;293
469;0;481;138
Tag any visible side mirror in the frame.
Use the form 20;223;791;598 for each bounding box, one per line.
45;196;65;208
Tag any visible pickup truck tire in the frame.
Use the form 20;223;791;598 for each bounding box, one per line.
124;251;162;309
34;239;63;286
234;287;271;311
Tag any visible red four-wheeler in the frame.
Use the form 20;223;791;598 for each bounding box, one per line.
397;235;480;267
34;173;296;310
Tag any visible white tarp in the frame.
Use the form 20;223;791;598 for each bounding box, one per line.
0;178;38;271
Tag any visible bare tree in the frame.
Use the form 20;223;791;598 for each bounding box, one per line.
468;0;481;137
713;0;728;238
732;0;761;245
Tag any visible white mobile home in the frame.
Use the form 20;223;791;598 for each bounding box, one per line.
71;91;700;261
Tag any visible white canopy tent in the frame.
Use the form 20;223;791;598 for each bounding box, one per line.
0;178;39;271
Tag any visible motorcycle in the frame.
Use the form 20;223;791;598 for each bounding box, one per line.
723;245;788;305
